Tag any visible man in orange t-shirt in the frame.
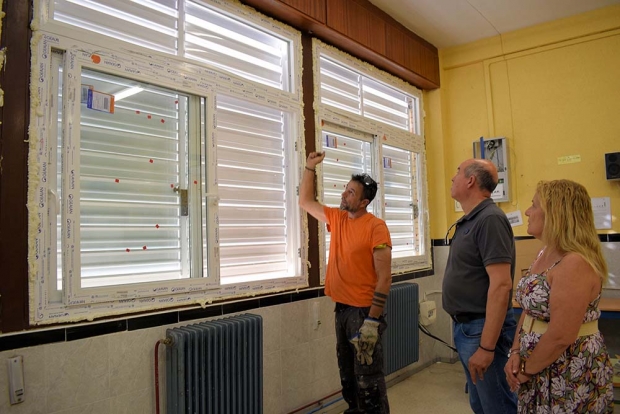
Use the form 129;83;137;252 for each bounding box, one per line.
299;151;392;414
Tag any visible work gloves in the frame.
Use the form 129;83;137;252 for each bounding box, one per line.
349;317;380;365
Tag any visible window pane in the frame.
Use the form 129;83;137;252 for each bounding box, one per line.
216;95;289;283
76;69;191;287
321;131;373;261
382;145;421;258
53;0;179;54
185;1;289;90
362;77;409;131
319;57;361;115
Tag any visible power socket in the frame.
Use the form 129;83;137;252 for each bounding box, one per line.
8;356;25;404
419;300;437;327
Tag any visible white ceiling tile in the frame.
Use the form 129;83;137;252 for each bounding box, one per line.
369;0;620;48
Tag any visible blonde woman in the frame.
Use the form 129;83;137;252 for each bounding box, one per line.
505;180;614;413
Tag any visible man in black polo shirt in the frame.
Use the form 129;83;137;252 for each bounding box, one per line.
442;158;517;414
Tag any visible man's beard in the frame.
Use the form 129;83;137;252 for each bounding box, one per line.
340;201;356;213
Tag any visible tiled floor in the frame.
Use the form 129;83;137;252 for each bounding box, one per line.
387;361;620;414
330;361;619;414
387;362;471;413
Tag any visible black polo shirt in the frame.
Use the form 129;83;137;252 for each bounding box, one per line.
442;198;515;316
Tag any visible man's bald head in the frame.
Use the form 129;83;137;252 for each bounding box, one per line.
463;159;498;195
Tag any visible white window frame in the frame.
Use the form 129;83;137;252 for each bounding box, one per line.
313;39;431;282
37;0;297;93
29;0;305;324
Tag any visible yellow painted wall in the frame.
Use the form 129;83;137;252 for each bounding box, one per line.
425;4;620;238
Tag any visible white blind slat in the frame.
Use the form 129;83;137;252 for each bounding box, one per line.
383;145;419;258
53;0;292;90
216;94;289;283
184;1;287;89
54;0;178;53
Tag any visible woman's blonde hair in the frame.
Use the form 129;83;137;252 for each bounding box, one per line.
537;179;608;282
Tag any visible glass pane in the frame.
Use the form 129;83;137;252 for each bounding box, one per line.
382;145;423;258
319;57;361;115
216;94;289;283
76;69;191;287
53;0;179;54
185;1;290;90
321;131;373;263
362;77;409;131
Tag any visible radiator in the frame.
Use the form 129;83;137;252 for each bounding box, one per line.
166;313;263;414
384;282;419;375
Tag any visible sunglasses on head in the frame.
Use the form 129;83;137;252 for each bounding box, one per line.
361;174;376;187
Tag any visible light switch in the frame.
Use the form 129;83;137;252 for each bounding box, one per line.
8;356;25;405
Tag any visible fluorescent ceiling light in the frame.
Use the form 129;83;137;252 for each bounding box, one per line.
114;86;144;101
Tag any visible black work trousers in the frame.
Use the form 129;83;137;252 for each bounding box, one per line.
334;303;389;414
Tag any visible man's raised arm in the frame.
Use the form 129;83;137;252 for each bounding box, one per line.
299;152;328;223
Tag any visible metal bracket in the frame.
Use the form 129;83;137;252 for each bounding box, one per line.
173;186;189;216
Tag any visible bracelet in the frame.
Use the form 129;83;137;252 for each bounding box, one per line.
478;344;495;353
507;347;520;358
519;359;533;377
305;166;315;172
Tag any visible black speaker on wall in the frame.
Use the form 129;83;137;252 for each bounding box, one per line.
605;152;620;180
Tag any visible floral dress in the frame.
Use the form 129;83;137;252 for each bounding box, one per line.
515;258;615;414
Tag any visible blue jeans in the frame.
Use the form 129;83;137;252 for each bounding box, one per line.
453;309;518;414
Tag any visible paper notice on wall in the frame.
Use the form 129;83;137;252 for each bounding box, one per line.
505;210;523;227
592;197;611;229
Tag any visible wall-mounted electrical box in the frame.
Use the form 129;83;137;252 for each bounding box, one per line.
473;137;510;203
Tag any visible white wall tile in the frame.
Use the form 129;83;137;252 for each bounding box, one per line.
251;305;282;355
108;387;153;414
0;346;48;414
45;338;110;413
108;328;165;397
263;350;282;414
280;300;310;349
48;400;111;414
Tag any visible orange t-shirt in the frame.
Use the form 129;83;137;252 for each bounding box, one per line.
324;206;392;307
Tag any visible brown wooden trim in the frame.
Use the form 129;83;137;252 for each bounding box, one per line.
301;33;320;287
279;0;326;23
0;0;32;332
347;0;436;50
241;0;439;89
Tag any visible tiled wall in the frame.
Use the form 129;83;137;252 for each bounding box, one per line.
1;240;617;414
0;251;451;414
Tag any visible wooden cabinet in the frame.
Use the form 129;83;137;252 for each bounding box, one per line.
241;0;440;89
